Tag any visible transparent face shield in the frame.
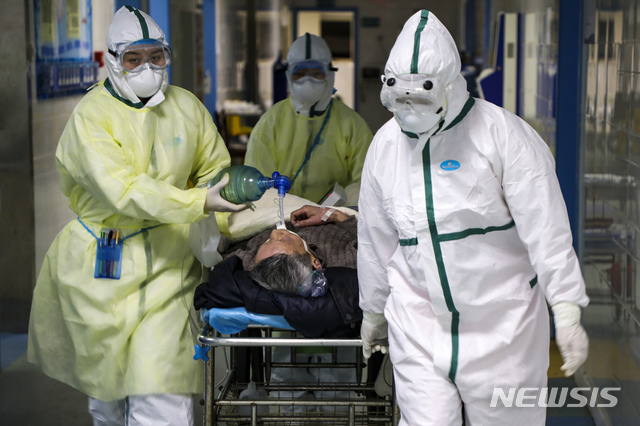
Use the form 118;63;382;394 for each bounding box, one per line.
110;39;172;73
380;73;446;116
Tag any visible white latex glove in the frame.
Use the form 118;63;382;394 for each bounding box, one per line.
205;174;250;213
361;311;389;360
552;302;589;377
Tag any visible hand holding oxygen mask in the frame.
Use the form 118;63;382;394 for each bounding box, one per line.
205;174;251;213
205;165;291;213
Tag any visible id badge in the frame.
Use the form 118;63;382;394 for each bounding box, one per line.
94;228;123;279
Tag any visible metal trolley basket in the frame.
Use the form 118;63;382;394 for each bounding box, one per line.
197;324;399;425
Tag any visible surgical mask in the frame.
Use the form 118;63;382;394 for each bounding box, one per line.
290;78;327;108
125;66;164;98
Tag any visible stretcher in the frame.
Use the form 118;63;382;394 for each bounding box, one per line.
197;321;399;425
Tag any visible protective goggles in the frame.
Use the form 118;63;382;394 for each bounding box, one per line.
109;39;172;73
287;60;336;82
380;73;446;115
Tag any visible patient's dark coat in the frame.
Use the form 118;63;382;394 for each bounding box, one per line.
193;256;362;338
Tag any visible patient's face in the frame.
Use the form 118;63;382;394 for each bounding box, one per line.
254;229;311;265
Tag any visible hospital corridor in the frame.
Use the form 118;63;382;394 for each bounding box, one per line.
2;0;640;425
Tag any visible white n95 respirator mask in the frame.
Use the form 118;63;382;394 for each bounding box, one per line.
290;78;328;108
381;73;447;135
286;57;335;116
125;66;165;99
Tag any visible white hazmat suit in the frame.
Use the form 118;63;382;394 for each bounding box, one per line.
357;10;589;425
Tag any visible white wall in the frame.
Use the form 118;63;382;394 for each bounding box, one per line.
91;0;114;81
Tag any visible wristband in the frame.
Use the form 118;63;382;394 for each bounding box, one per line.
321;208;336;222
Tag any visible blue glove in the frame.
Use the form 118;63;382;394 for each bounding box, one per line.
200;307;294;334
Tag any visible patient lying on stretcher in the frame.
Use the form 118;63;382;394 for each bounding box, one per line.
193;192;361;338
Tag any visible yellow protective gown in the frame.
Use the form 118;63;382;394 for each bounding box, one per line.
27;80;230;401
244;97;373;205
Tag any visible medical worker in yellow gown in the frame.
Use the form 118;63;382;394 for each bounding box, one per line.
27;6;246;426
244;33;373;206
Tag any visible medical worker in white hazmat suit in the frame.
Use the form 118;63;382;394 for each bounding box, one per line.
357;10;589;425
27;6;246;426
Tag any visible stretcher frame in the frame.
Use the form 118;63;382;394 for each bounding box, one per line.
198;324;399;425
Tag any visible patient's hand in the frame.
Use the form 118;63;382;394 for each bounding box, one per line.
290;205;349;227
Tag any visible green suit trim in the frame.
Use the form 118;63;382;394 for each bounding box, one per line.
104;78;145;109
423;140;459;382
411;10;429;74
443;97;475;131
125;6;150;39
399;238;418;246
305;33;312;59
439;220;516;242
420;93;475;383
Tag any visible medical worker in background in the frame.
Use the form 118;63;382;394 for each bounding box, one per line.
357;10;589;425
27;6;246;426
244;33;373;206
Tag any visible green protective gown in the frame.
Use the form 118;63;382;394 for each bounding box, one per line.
27;80;230;401
244;97;373;205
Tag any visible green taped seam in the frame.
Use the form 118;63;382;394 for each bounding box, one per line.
439;220;515;242
399;238;418;246
450;312;459;382
529;275;538;288
104;78;145;109
411;10;429;74
305;33;311;60
442;97;475;132
423;139;459;382
401;129;419;139
125;5;149;39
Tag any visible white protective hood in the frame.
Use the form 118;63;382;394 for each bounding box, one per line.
384;10;468;135
286;33;336;117
104;6;169;108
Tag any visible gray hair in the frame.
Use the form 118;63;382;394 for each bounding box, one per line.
250;253;313;294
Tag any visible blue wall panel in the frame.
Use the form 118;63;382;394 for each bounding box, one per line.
556;0;585;255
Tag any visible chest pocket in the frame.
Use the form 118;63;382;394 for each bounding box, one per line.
382;193;421;264
433;156;507;228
